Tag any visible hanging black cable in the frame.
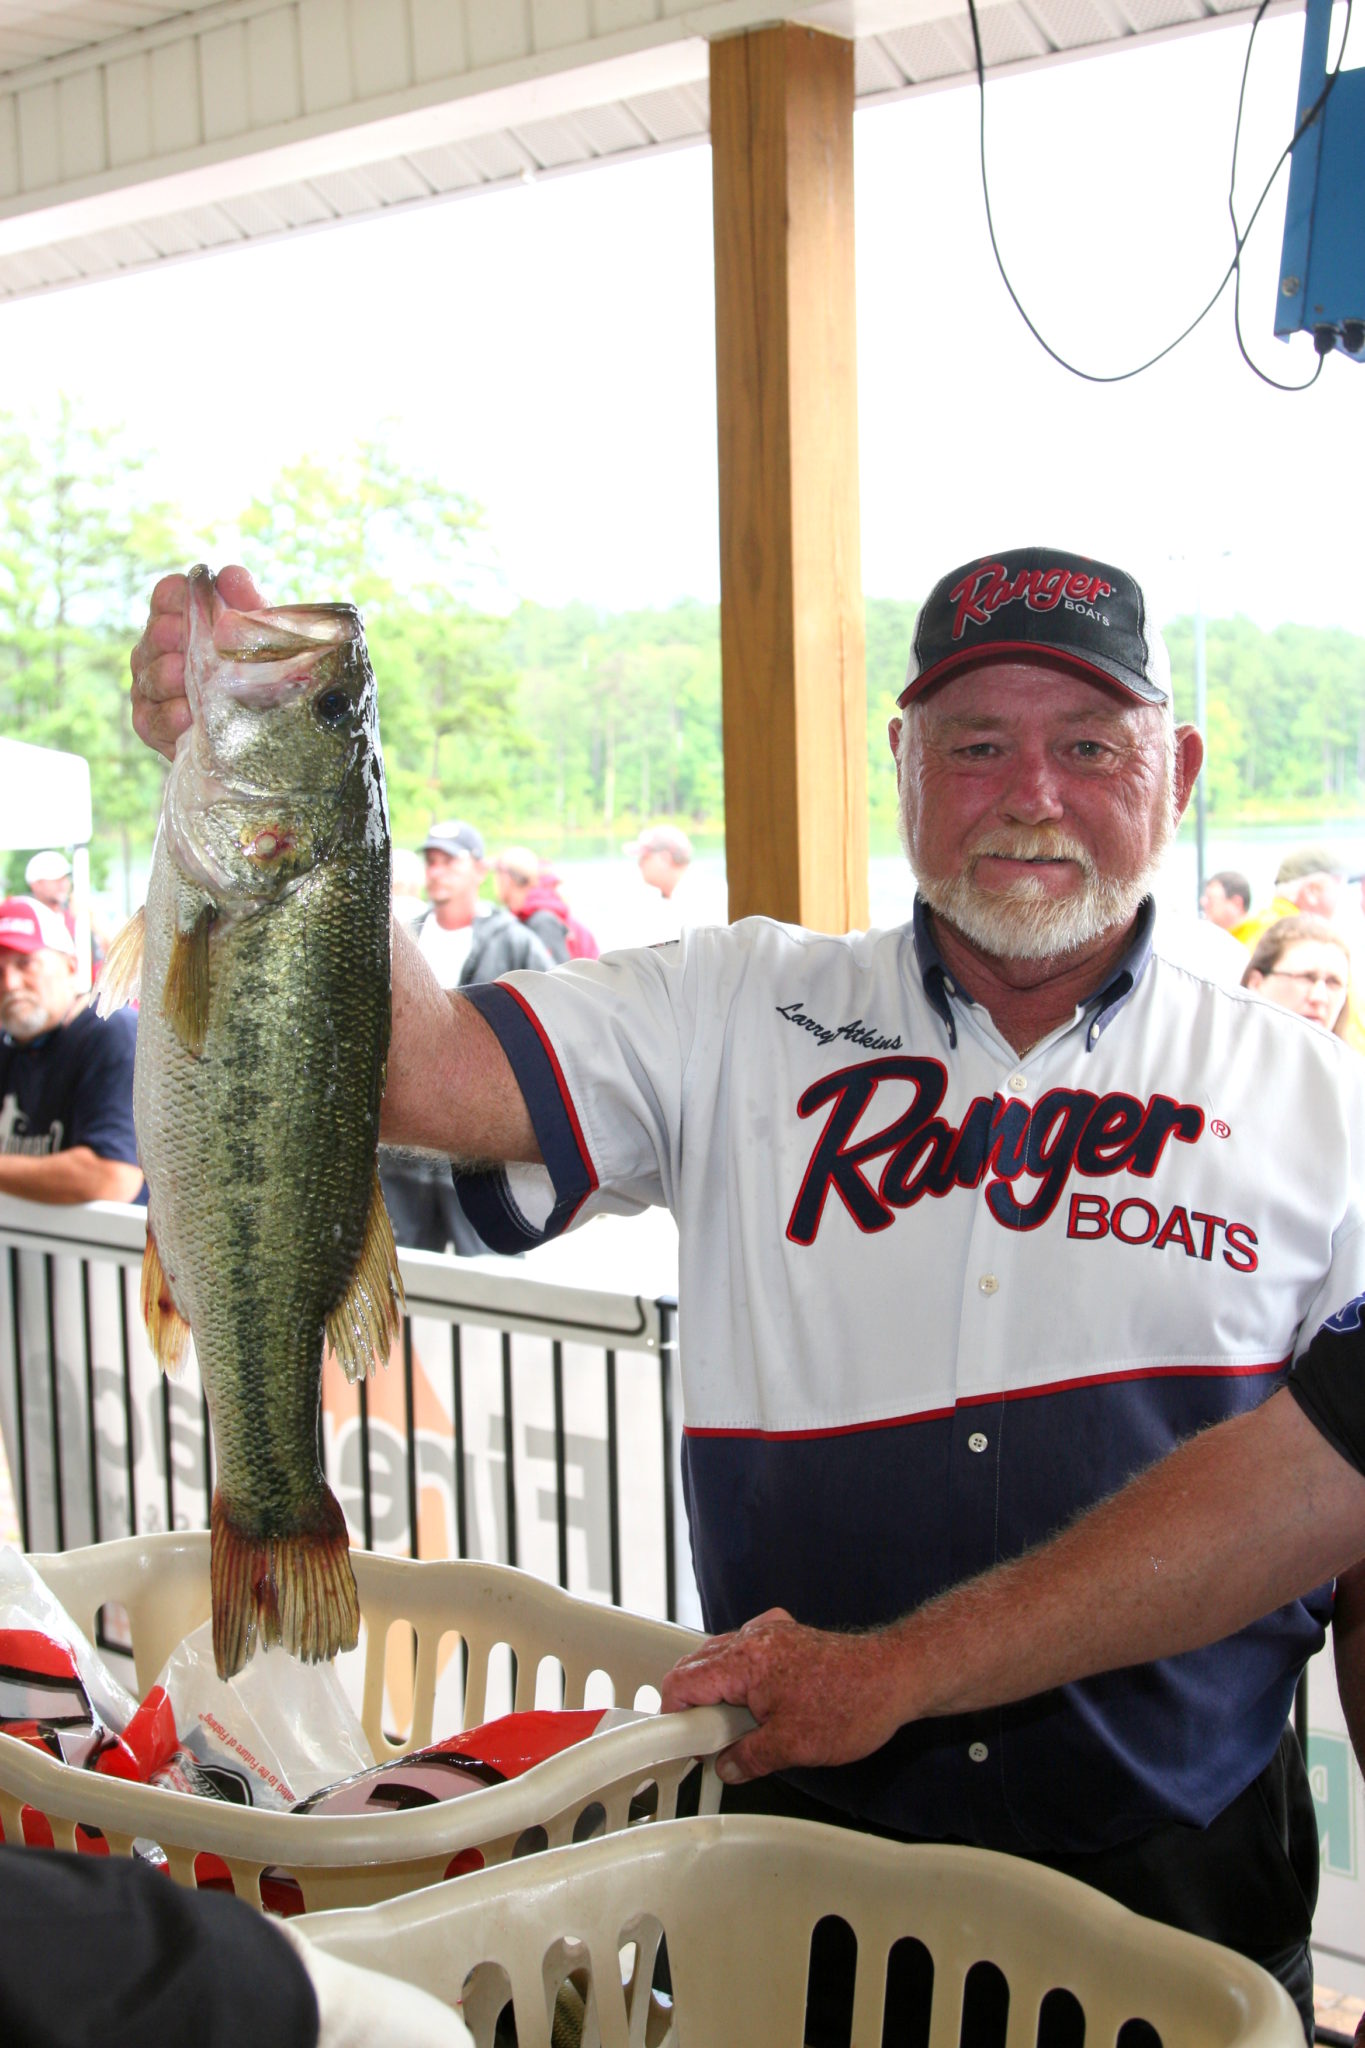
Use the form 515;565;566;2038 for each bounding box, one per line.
963;0;1352;387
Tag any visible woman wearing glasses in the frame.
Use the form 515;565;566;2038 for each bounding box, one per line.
1242;913;1354;1037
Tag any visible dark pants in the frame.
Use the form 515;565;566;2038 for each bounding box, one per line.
711;1724;1317;2046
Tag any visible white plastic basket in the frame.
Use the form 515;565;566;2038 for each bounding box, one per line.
303;1814;1304;2047
0;1531;747;1913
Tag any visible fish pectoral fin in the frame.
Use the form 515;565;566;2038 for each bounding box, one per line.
326;1171;405;1385
141;1228;192;1378
163;904;215;1056
94;906;145;1015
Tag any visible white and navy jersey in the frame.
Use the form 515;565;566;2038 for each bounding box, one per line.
459;898;1365;1855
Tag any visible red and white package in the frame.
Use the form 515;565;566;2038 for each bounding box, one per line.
0;1544;139;1773
294;1707;648;1817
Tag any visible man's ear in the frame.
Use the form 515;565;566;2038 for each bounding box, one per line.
1171;724;1204;822
888;715;904;786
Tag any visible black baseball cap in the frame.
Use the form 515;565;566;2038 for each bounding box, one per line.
420;820;485;860
899;546;1170;709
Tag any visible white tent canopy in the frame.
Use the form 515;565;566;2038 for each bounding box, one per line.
0;736;94;986
0;737;92;850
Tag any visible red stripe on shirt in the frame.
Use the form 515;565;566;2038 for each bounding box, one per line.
500;981;600;1208
684;1356;1291;1440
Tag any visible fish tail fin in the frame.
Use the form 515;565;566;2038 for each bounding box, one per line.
95;906;145;1015
325;1169;405;1385
140;1227;192;1378
210;1489;359;1680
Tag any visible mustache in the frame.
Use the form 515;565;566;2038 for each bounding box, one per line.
968;830;1096;874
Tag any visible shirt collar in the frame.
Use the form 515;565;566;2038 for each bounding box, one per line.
912;894;1156;1053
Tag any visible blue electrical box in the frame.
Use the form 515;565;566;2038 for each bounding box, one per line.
1275;0;1365;360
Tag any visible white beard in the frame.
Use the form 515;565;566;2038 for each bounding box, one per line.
0;994;60;1040
902;813;1174;965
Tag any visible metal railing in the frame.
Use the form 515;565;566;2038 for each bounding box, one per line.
0;1194;697;1628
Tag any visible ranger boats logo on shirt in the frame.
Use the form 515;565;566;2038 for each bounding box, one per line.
786;1055;1258;1271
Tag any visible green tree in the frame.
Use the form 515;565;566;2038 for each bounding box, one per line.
0;401;188;899
238;441;522;849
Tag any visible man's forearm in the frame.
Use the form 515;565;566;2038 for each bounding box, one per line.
662;1388;1365;1785
380;921;542;1165
0;1148;144;1205
889;1388;1365;1720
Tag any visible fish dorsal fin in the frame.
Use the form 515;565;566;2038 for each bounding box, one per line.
326;1170;405;1385
141;1226;192;1378
95;906;145;1015
163;904;215;1056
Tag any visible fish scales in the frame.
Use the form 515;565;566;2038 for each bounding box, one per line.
104;566;402;1677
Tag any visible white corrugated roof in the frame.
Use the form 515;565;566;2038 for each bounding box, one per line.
0;0;1278;302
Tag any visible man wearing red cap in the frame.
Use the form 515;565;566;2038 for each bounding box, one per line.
0;896;143;1205
131;550;1365;2039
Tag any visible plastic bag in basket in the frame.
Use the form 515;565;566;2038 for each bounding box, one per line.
135;1619;373;1812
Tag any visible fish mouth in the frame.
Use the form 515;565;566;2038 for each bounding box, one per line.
186;565;361;715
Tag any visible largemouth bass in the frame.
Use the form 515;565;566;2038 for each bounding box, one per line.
102;566;401;1678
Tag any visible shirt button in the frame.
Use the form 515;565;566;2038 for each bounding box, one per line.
968;1741;989;1763
1008;1072;1027;1092
967;1431;988;1454
978;1274;999;1295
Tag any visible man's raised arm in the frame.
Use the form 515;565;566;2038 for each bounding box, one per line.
383;922;540;1164
131;565;542;1174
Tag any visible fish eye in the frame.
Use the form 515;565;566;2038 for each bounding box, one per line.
315;688;351;726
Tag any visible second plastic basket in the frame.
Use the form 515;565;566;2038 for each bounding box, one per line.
0;1530;748;1913
302;1813;1305;2047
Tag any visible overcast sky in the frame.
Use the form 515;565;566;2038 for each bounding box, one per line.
2;6;1362;634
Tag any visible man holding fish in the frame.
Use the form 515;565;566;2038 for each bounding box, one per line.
130;550;1365;2039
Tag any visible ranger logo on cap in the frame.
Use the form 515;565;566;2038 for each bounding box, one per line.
900;544;1170;710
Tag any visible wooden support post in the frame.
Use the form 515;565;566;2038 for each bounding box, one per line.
710;22;868;931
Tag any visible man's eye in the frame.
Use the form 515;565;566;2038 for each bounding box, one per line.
1072;740;1108;760
956;742;999;759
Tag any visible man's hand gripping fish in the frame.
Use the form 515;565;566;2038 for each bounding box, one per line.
101;566;402;1679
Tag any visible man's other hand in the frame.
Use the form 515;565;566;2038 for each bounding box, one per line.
659;1606;906;1784
130;565;264;760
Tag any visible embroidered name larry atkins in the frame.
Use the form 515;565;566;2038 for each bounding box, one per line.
786;1055;1256;1268
775;1001;903;1052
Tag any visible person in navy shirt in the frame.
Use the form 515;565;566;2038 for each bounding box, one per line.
0;896;143;1206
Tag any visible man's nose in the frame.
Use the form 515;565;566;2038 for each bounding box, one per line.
999;751;1066;823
